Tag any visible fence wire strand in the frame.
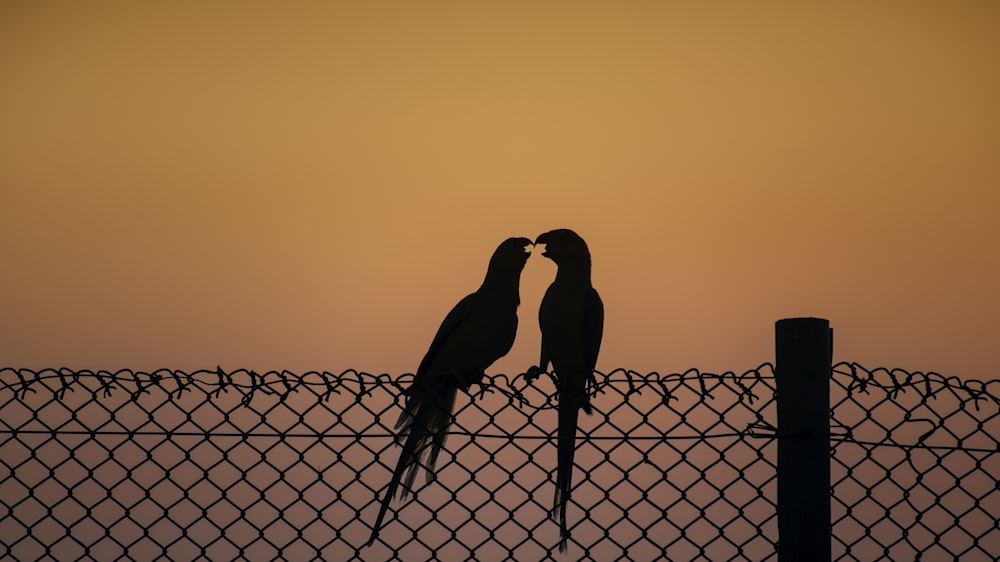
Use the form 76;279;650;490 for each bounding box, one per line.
0;363;997;561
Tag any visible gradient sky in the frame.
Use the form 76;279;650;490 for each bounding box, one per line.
2;3;998;379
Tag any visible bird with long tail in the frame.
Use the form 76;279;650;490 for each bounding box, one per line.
526;228;604;553
366;236;532;547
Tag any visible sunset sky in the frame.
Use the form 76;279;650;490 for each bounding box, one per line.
2;3;998;379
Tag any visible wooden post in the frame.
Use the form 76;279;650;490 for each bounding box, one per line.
775;317;832;562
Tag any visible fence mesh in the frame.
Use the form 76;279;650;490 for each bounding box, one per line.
829;364;999;561
0;363;997;561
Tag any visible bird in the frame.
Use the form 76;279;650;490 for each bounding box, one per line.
366;236;533;547
526;228;604;552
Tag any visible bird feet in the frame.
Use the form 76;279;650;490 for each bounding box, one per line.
524;365;548;383
441;369;469;390
521;366;558;406
463;374;493;401
586;369;599;398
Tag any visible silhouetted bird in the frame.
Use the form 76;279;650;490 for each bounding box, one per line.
526;228;604;552
367;237;532;547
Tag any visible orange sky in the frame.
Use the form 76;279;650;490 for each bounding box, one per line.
2;3;998;378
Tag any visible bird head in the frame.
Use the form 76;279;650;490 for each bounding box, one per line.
488;236;533;275
534;229;591;266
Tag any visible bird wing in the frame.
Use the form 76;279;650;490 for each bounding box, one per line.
584;287;604;372
416;292;480;378
536;286;553;372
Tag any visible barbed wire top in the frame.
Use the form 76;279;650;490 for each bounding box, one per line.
2;362;996;406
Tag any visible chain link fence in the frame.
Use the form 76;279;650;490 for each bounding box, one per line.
1;363;997;561
829;364;999;560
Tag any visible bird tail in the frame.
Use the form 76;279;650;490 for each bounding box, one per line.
553;371;590;552
366;382;457;547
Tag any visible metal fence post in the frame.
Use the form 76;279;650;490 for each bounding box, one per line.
775;317;832;562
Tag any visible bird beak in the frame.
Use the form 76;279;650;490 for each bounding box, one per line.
518;237;533;255
534;232;551;257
